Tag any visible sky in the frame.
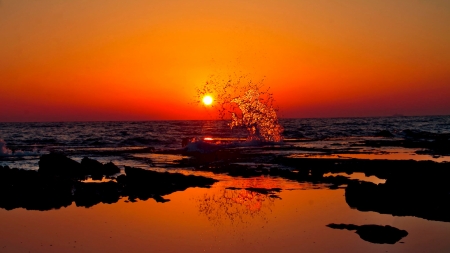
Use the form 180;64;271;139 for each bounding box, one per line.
1;0;449;121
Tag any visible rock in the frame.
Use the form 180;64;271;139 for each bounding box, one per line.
327;223;408;244
73;181;121;208
345;173;450;222
0;164;218;211
80;157;120;179
38;153;83;178
375;130;394;137
103;161;120;175
181;137;192;147
81;157;104;180
122;166;218;202
0;166;74;210
38;155;121;180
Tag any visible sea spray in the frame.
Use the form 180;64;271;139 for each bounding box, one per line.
230;88;283;142
0;139;40;157
196;75;283;142
0;139;12;156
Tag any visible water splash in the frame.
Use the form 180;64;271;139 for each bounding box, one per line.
230;89;283;142
197;75;283;142
197;187;276;227
0;139;40;157
0;139;11;156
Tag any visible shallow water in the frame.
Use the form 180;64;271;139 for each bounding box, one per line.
1;116;449;170
1;116;450;252
1;184;450;253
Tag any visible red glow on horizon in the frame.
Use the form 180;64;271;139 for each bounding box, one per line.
1;1;449;121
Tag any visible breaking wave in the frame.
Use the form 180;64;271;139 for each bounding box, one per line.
0;139;11;156
184;138;282;153
0;139;40;157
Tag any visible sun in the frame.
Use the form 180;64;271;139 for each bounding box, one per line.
202;95;213;105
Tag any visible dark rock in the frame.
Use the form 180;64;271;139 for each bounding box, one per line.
74;181;121;208
0;162;218;211
277;156;450;181
81;157;103;176
103;162;120;175
345;172;450;222
0;167;74;210
182;137;192;147
80;157;120;179
38;153;83;178
121;166;218;202
375;130;394;137
38;154;120;180
353;129;450;155
402;129;450;140
327;223;408;244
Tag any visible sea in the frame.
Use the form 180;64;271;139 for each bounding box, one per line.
2;115;450;253
1;115;450;170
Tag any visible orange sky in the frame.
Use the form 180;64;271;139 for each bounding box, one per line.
1;0;449;121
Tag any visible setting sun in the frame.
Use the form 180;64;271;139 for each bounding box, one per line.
203;95;213;105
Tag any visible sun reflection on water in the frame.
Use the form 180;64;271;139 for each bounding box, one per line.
196;176;289;227
197;187;276;227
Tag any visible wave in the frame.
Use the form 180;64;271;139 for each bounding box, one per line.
0;139;41;157
401;129;450;140
119;137;162;146
184;139;283;153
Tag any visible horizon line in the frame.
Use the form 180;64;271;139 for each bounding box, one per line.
1;114;449;124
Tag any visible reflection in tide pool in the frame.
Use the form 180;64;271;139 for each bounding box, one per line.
198;187;276;227
197;177;284;227
2;181;450;253
287;148;450;163
324;172;386;185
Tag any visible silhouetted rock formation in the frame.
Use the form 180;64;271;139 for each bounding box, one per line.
0;166;73;210
374;130;394;137
183;157;355;189
0;160;218;211
38;153;120;179
74;181;121;208
176;150;367;188
327;223;408;244
118;166;218;202
345;167;450;222
39;153;83;178
361;131;450;155
277;157;450;181
402;129;450;140
81;157;120;180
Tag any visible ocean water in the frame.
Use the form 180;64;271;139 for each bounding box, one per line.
1;116;450;253
1;115;450;170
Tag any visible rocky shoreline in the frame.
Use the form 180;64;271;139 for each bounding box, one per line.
0;153;217;210
1;148;450;245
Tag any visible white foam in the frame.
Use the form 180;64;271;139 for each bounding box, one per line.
0;139;12;156
184;138;284;153
0;139;40;157
184;141;220;153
